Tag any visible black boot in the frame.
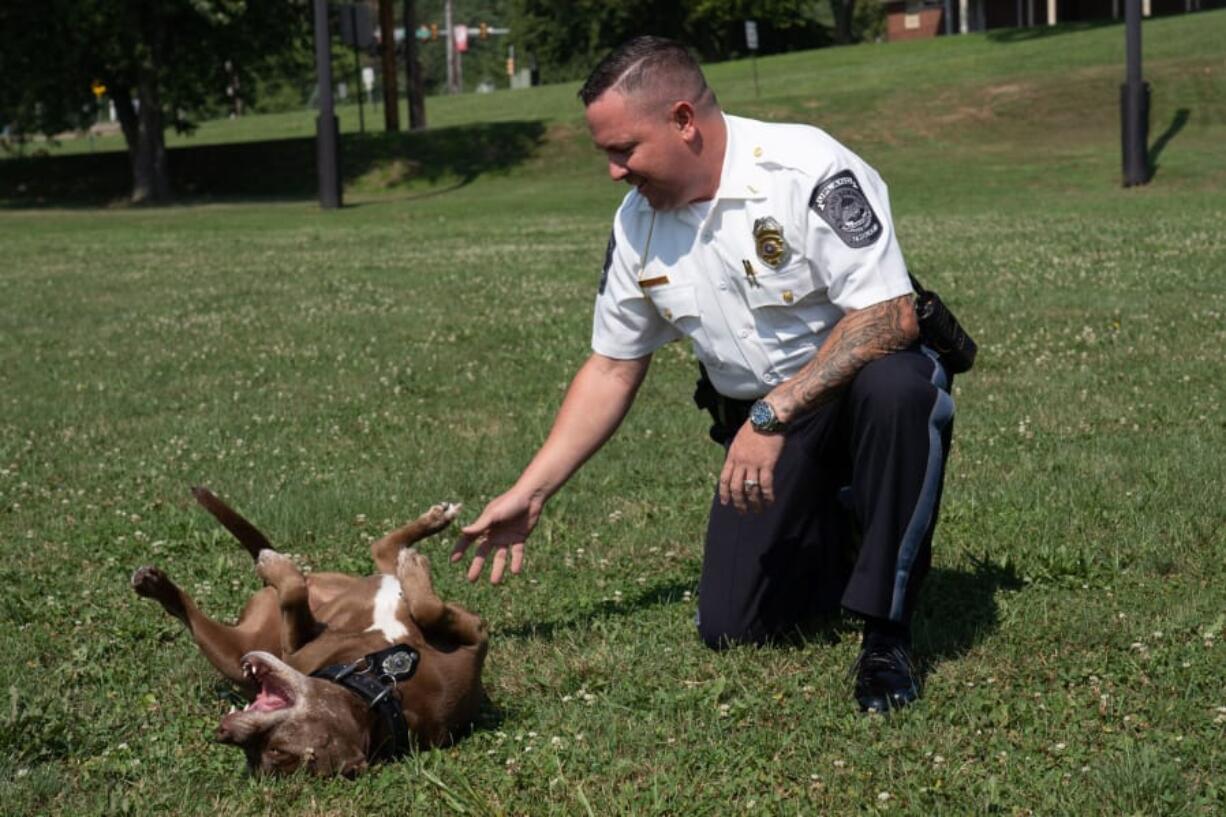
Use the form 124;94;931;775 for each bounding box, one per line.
852;618;919;713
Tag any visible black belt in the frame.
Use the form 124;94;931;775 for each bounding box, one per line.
311;644;420;761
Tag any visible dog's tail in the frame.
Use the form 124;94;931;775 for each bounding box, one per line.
191;486;274;561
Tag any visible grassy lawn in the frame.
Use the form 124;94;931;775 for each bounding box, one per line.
2;12;1225;816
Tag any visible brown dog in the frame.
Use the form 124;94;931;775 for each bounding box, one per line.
131;487;488;776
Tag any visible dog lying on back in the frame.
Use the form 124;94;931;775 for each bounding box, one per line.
131;487;488;776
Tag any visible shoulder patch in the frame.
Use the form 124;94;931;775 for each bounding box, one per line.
599;230;615;295
809;170;882;248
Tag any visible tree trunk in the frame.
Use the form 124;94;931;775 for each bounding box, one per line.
403;0;427;129
110;84;167;204
830;0;857;44
130;68;171;204
379;0;399;131
111;80;171;205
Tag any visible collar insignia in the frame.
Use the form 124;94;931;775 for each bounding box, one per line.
752;216;789;269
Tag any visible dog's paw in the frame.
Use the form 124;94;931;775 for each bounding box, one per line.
254;549;296;586
397;546;431;580
131;565;173;599
419;502;462;536
131;565;187;620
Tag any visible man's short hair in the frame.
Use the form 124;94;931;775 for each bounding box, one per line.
578;36;714;110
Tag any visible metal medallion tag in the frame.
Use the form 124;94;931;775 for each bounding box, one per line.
381;650;417;680
752;217;789;269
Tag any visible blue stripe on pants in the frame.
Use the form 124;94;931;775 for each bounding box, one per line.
889;347;955;621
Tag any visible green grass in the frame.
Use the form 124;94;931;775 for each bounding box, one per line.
2;12;1226;816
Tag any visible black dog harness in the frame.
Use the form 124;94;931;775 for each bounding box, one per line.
311;644;420;761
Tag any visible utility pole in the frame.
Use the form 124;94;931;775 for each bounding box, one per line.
1121;0;1150;186
378;0;399;131
313;0;341;208
444;0;460;94
446;0;456;93
403;0;427;128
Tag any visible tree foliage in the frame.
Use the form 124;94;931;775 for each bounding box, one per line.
0;0;311;203
505;0;836;84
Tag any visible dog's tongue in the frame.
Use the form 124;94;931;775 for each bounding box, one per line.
250;681;291;712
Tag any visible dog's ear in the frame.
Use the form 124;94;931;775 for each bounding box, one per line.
305;746;367;778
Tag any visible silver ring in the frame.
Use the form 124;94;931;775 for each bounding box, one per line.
743;479;759;490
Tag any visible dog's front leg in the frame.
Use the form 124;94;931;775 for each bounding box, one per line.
370;503;460;574
255;551;320;655
131;565;278;690
396;548;487;647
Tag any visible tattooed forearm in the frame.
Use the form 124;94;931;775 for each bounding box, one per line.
770;294;919;423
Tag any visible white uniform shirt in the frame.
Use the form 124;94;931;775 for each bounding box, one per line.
592;114;913;400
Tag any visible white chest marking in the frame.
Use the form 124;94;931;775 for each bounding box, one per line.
366;575;408;642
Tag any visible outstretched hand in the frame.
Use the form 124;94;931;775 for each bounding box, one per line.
451;489;542;584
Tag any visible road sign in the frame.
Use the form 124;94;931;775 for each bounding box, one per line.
745;20;759;51
338;3;374;49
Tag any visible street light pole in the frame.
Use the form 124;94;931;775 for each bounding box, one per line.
313;0;342;208
444;0;456;93
1120;0;1149;186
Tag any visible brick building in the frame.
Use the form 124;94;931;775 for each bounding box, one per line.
884;0;1226;40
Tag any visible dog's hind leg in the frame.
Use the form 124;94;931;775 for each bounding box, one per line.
254;550;320;655
131;565;279;691
396;548;487;648
370;502;461;574
191;486;274;562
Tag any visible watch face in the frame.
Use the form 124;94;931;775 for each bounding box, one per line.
750;400;773;428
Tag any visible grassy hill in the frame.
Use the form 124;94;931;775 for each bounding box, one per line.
4;12;1224;207
1;12;1224;816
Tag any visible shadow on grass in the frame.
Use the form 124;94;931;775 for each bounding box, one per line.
497;556;1021;664
0;119;546;208
912;555;1024;677
1148;107;1191;181
986;19;1116;44
498;579;697;642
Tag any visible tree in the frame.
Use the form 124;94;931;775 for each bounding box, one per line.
0;0;311;204
829;0;857;44
505;0;831;85
404;0;428;129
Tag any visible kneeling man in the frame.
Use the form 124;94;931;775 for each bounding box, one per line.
453;36;956;713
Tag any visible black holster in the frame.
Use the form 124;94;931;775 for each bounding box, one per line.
694;365;754;444
910;273;977;374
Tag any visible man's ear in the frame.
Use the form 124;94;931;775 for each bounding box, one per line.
671;100;698;139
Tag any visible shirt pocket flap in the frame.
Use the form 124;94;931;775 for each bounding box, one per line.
647;284;701;324
744;262;819;310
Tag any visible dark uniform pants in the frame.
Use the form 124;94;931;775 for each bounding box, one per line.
696;346;955;648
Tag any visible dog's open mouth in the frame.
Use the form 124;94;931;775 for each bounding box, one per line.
242;656;295;712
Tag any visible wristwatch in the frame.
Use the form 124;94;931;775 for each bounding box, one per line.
748;399;788;433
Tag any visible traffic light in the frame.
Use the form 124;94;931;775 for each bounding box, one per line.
429;23;438;41
479;22;489;39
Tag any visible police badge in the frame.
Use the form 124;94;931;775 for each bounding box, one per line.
752;216;789;269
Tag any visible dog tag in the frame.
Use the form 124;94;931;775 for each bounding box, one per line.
380;649;418;681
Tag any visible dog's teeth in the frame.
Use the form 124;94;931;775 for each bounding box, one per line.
228;705;237;714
